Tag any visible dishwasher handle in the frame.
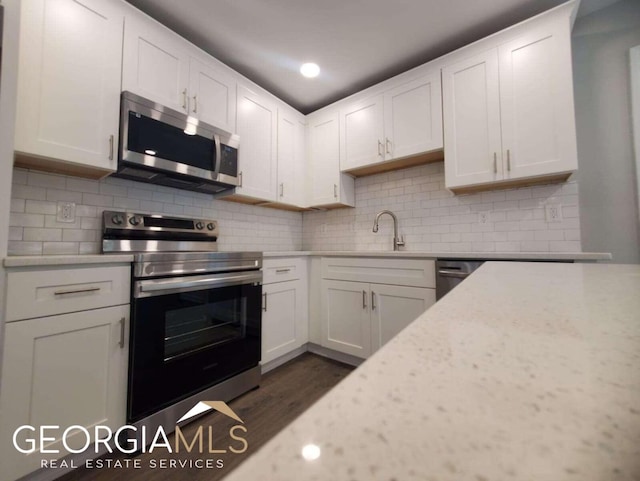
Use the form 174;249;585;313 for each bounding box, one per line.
437;269;472;279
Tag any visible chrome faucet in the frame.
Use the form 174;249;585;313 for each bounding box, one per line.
372;210;405;251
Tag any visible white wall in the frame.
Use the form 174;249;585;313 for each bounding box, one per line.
0;0;20;393
303;163;581;253
572;0;640;263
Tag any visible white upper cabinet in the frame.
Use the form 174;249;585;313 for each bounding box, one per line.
498;25;578;180
14;0;124;175
235;84;278;201
122;12;190;113
277;109;306;207
340;73;443;173
188;57;237;133
443;14;578;191
123;12;237;133
340;96;385;171
442;49;503;188
384;74;443;161
307;110;355;207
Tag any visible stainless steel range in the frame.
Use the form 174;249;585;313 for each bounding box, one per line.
102;210;262;431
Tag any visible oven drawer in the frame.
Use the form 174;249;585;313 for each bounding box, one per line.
6;265;131;322
263;258;304;284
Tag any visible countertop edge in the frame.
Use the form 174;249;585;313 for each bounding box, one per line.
3;254;135;267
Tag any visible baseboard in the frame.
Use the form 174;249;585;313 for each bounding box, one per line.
306;343;365;367
261;346;308;374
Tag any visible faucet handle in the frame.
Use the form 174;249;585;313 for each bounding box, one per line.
396;235;405;247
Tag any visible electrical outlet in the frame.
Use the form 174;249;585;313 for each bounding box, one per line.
56;202;76;223
478;212;489;224
545;204;562;222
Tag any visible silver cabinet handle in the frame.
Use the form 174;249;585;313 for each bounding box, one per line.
182;88;188;110
193;95;198;113
377;140;383;156
362;290;367;309
507;149;511;171
386;138;391;154
54;287;101;296
275;268;290;273
334;183;338;199
280;183;284;197
263;292;267;312
493;152;497;173
238;171;243;187
108;135;114;160
119;317;126;349
371;291;376;310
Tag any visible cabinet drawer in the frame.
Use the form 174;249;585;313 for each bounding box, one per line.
6;265;131;322
321;257;435;288
263;258;304;284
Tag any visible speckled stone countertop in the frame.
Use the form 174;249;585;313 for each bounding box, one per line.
3;254;134;267
262;250;612;260
224;262;640;481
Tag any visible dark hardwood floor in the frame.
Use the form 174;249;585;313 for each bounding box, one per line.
58;353;354;481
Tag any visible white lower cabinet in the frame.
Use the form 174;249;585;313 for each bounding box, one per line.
261;258;308;365
0;305;129;481
320;279;436;359
0;264;130;481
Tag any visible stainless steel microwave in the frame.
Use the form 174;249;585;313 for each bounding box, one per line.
114;91;240;196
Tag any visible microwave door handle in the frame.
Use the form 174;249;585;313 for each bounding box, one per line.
212;133;222;179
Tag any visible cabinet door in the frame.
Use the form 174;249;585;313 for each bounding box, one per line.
277;109;306;206
384;73;443;160
442;49;503;189
235;85;278;201
321;280;371;358
307;111;355;207
498;25;578;180
189;57;237;133
340;95;385;171
14;0;123;172
262;280;306;364
370;285;435;353
122;13;190;113
0;305;129;481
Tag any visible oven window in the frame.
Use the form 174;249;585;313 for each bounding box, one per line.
164;292;246;360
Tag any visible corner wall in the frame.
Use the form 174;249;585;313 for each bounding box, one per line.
572;0;640;263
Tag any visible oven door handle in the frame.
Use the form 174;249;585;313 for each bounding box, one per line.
135;271;262;298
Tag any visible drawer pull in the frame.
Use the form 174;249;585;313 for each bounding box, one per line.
362;290;367;309
371;291;376;310
263;292;267;312
54;287;101;296
119;317;126;349
275;269;291;273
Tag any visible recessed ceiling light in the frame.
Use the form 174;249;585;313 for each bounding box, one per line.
301;443;321;461
300;63;320;78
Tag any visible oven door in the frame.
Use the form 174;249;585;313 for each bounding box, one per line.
128;270;262;422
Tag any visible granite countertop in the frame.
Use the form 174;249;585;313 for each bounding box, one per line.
223;262;640;481
263;251;612;260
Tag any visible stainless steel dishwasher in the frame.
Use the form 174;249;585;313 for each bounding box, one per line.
435;259;485;300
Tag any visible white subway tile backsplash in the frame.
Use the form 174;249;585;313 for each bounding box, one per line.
303;165;581;253
24;228;62;242
9;168;303;256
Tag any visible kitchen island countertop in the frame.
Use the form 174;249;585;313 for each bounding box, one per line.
223;261;640;481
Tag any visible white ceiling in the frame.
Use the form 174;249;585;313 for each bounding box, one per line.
125;0;613;114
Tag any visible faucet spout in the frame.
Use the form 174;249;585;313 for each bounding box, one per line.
372;210;405;251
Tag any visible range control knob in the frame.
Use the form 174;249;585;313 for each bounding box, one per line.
111;214;124;226
195;221;204;230
129;216;141;226
207;223;215;231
